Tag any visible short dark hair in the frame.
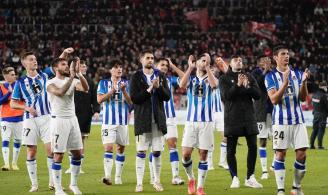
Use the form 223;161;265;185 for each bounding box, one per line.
156;58;169;65
80;60;86;65
109;59;122;69
256;54;268;62
20;51;35;60
2;66;15;75
139;50;153;59
51;58;67;67
273;45;288;56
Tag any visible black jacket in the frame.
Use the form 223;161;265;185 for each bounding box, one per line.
251;67;273;122
130;69;171;136
75;76;100;118
312;88;328;120
219;69;261;137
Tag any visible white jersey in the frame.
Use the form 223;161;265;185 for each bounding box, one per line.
46;77;79;117
186;75;214;122
265;68;305;125
213;88;224;113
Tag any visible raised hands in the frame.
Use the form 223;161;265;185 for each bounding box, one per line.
302;68;310;82
188;55;196;69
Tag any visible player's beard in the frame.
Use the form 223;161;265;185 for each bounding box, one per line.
144;63;152;69
59;69;70;77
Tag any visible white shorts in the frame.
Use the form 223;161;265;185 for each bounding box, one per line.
1;121;23;141
101;124;129;146
182;122;214;150
214;112;224;132
165;117;178;139
136;123;164;152
50;116;83;153
257;114;273;138
272;124;309;150
22;115;51;145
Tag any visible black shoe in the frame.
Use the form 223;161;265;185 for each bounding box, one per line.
318;146;325;150
310;146;316;149
102;177;112;185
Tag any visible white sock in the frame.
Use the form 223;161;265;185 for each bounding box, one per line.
2;141;9;165
219;142;227;164
207;151;213;168
259;147;267;173
70;159;81;186
274;159;285;191
169;149;179;178
197;161;208;189
152;152;162;183
293;160;306;188
52;162;62;191
104;152;113;179
136;153;146;185
182;159;194;180
149;152;154;183
12;140;21;164
115;153;125;179
26;159;38;186
47;157;54;185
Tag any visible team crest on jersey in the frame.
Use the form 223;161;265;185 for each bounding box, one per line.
32;82;42;95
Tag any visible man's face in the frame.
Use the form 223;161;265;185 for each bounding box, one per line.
111;64;123;78
56;60;69;76
3;70;16;83
140;53;154;69
196;56;207;71
274;49;289;66
22;55;38;71
230;57;243;70
157;60;169;74
80;64;87;75
258;57;271;69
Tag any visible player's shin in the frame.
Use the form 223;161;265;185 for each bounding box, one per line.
136;152;146;185
182;158;194;180
47;156;54;185
52;162;63;191
26;159;38;186
293;160;306;188
115;153;125;181
12;140;21;165
2;140;10;166
274;159;286;191
169;148;179;178
197;161;208;189
104;152;113;180
70;158;81;186
152;152;162;183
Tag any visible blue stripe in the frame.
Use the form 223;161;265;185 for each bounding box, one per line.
13;142;21;148
214;90;218;112
193;79;199;121
285;96;292;125
169;150;179;162
149;153;153;162
153;152;161;157
274;160;285;170
198;162;208;170
201;82;206;121
259;148;267;158
208;86;212;121
187;81;193;121
104;152;113;159
182;160;192;167
290;77;300;124
2;141;9;147
111;100;116;124
36;76;45;115
116;154;125;162
105;101;109;125
294;161;305;170
71;159;81;166
137;153;146;159
118;97;123;125
125;103;128;125
20;79;32;119
52;163;62;170
218;89;222;112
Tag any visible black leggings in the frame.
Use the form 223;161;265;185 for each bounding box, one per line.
227;134;257;179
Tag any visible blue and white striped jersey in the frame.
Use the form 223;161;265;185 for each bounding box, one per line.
186;75;214;122
212;87;223;113
97;79;130;125
12;71;51;119
265;68;305;125
164;76;178;118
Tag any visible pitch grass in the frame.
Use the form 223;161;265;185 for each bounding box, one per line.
0;126;327;195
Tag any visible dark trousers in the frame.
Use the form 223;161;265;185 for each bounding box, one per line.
227;134;257;179
310;117;327;147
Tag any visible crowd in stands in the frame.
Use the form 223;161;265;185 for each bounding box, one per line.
0;0;327;92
